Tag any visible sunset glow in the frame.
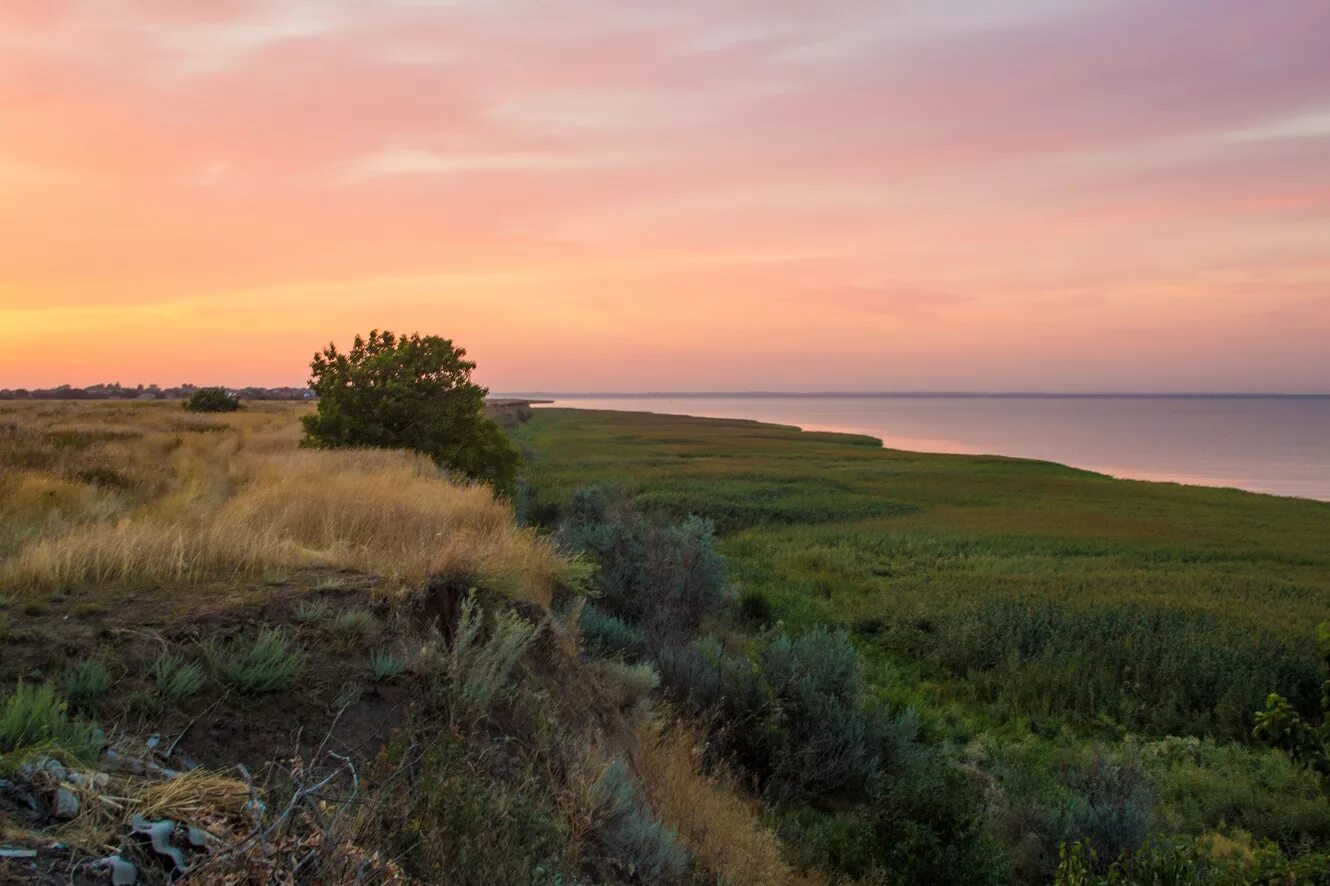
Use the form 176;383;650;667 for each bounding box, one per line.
3;0;1329;391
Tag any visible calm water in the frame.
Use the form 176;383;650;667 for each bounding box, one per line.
535;395;1330;502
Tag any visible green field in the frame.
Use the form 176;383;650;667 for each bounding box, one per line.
520;407;1330;878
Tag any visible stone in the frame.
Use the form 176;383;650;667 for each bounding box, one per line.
52;786;80;819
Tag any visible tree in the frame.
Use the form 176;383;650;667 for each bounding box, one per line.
301;330;519;495
1254;622;1330;786
184;387;242;412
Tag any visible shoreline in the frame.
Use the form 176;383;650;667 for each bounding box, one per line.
533;400;1330;505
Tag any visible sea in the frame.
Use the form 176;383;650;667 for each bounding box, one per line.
525;394;1330;502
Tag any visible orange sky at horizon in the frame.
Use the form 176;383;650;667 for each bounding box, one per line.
2;1;1329;392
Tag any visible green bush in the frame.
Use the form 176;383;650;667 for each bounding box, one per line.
593;659;660;710
579;602;646;659
1055;837;1330;885
790;759;1006;886
183;387;241;413
301;330;519;495
0;682;104;765
658;629;917;803
560;491;730;644
592;761;690;882
1143;736;1330;849
656;637;775;773
1043;749;1153;875
760;627;909;800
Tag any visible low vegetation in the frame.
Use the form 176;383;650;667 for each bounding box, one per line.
519;407;1330;882
7;392;1327;882
0;399;795;883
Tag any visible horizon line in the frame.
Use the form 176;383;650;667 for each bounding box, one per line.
500;390;1330;399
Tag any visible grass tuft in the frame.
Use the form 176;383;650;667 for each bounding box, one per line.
63;658;113;708
331;608;380;650
369;649;406;682
202;628;307;694
150;651;206;702
0;682;104;765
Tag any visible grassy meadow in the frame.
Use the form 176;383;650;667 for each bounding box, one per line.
0;400;799;884
519;407;1330;878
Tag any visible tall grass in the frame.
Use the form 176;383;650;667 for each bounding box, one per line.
0;401;572;606
632;720;797;885
520;408;1330;740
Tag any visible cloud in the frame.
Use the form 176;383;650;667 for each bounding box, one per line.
338;147;633;182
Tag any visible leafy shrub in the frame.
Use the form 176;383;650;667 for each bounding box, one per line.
430;592;541;724
63;659;112;708
0;682;104;764
330;608;380;650
560;492;730;644
183;387;241;413
759;627;905;800
656;637;774;771
592;761;690;882
1044;748;1153;875
369;649;406;682
658;630;914;802
203;628;307;694
150;652;205;702
301;330;519;495
579;601;646;659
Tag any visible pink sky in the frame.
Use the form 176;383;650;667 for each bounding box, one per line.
2;0;1328;392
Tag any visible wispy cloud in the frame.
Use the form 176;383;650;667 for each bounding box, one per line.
338;147;633;182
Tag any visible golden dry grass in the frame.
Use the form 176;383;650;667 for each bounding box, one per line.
630;718;810;886
0;400;572;606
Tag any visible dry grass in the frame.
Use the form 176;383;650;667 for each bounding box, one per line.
631;718;809;886
0;401;571;606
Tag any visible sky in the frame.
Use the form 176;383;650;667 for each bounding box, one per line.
2;0;1329;393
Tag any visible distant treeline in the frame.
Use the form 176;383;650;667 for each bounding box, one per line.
0;382;314;401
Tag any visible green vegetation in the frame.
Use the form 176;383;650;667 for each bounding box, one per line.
427;591;542;725
330;607;380;650
368;649;406;681
520;407;1330;881
0;682;104;765
301;329;519;494
591;760;691;881
150;651;205;702
183;387;242;412
1255;621;1330;786
202;627;308;694
63;658;113;708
